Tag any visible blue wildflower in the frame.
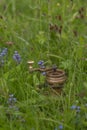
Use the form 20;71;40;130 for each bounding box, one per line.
42;71;46;76
38;60;46;69
0;48;8;67
54;124;63;130
7;94;17;105
38;60;44;65
1;48;8;56
71;105;81;113
70;105;77;110
1;52;6;56
13;51;21;63
38;60;46;76
59;125;63;129
38;60;46;75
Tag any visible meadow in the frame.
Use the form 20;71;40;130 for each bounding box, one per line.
0;0;87;129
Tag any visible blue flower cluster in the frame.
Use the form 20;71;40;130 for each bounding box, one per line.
0;48;21;67
7;94;19;111
13;51;21;64
6;94;19;118
54;124;63;130
38;60;45;68
38;60;46;75
0;48;8;56
7;94;17;106
0;48;8;66
70;105;80;113
6;94;25;122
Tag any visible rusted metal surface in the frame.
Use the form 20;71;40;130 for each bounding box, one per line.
28;61;66;93
46;69;66;85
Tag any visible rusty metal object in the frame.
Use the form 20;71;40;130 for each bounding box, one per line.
27;61;66;94
46;69;66;94
46;69;66;85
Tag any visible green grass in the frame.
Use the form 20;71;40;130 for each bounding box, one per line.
0;0;87;130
